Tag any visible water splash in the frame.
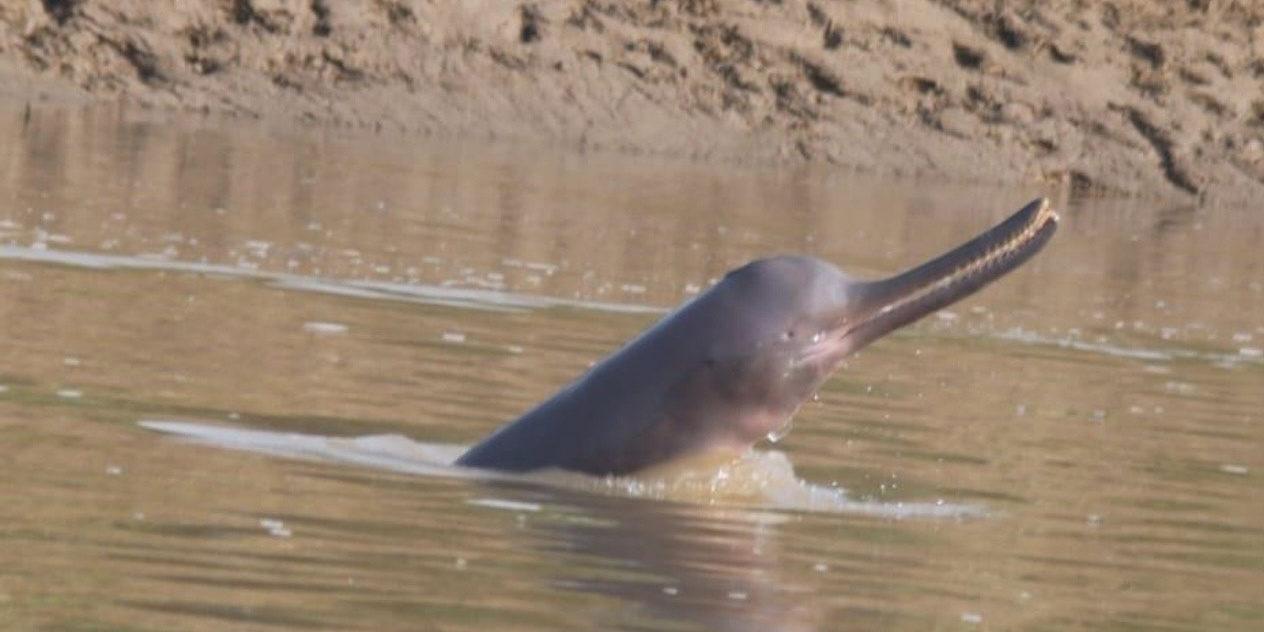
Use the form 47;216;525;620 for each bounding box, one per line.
140;419;986;518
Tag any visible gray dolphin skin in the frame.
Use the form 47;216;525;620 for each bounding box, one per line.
457;199;1059;476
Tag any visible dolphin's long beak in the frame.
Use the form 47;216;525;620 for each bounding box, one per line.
839;198;1059;353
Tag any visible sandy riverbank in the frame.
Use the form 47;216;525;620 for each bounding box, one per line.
2;1;1261;204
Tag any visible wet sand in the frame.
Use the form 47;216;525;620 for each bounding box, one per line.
2;0;1262;204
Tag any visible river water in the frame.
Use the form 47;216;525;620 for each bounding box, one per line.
1;103;1260;631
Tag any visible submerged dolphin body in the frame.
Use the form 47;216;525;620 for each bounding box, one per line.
458;199;1059;476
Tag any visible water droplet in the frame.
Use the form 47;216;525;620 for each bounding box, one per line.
260;518;292;538
766;417;793;443
303;321;348;335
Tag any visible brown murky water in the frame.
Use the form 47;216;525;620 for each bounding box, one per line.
1;103;1261;632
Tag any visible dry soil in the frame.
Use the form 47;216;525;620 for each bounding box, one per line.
2;0;1263;204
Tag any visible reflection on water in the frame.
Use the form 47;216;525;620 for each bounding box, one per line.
499;484;818;632
1;102;1262;632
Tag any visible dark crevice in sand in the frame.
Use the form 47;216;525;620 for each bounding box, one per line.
1123;106;1200;196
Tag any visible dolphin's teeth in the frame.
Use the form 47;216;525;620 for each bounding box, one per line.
851;198;1057;333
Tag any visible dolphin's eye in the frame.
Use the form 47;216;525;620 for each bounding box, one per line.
783;330;796;340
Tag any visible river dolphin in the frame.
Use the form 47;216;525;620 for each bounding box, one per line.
457;199;1059;475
